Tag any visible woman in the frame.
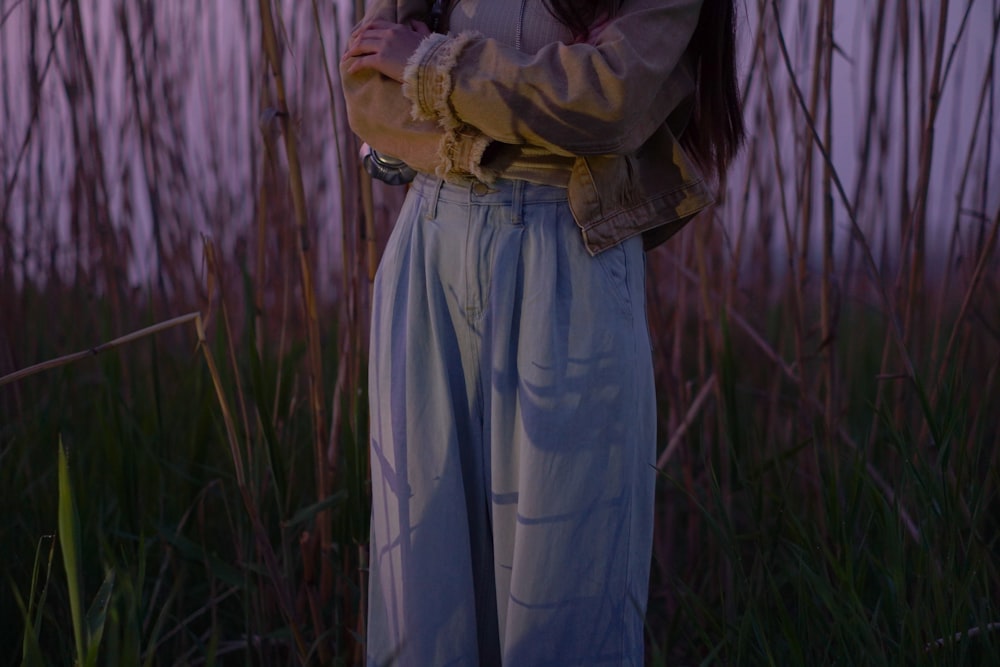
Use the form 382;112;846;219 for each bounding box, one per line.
341;1;743;664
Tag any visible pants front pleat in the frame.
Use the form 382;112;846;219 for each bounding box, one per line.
367;176;656;667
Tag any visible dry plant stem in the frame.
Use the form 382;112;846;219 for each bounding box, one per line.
349;0;380;285
320;2;370;654
756;0;802;373
897;0;912;258
356;543;368;666
873;0;912;447
195;313;310;660
337;63;365;445
324;337;352;660
327;338;351;471
940;1;977;85
348;0;368;438
797;0;819;298
117;3;168;302
311;0;347;204
310;0;359;467
144;586;241;658
769;1;917;383
0;0;28;27
817;0;836;528
902;0;950;348
792;2;821;423
309;0;354;316
692;222;737;613
657;373;717;469
932;10;1000;371
934;204;1000;390
838;0;885;298
752;6;810;487
255;128;269;360
0;0;67;230
354;0;378;288
257;0;333;602
850;0;888;217
361;173;378;282
205;242;255;465
141;480;222;638
195;314;247;492
771;0;813;485
665;253;922;542
0;312;200;388
66;0;125;328
299;530;330;665
818;1;834;343
904;0;984;454
174;635;254;665
258;116;293;425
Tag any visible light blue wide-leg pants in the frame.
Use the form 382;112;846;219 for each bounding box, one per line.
366;175;656;667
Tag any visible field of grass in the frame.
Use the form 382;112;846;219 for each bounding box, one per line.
2;0;998;664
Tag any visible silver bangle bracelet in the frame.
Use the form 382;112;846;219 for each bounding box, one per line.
362;146;416;186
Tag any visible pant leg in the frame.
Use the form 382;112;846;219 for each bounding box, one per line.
483;188;656;666
366;178;496;667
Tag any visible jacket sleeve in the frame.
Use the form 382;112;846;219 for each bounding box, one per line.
402;0;701;159
339;0;495;180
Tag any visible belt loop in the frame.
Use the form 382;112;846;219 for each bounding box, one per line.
512;179;524;226
427;178;444;219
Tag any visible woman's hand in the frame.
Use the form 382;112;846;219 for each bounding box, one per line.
342;19;431;83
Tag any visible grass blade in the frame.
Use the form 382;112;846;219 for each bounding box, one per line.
83;568;115;667
57;439;85;665
283;491;348;530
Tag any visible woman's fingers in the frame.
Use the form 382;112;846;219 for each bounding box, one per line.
348;18;392;40
345;19;404;52
345;22;386;54
341;20;428;82
342;24;390;76
343;21;381;60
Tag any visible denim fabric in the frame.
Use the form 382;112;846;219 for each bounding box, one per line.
366;175;657;666
341;0;715;256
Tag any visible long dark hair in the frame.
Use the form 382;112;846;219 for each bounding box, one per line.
544;0;746;183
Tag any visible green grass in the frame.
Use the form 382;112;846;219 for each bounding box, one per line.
0;286;363;664
2;281;997;665
639;292;999;665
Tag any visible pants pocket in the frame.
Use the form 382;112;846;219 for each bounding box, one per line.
592;237;637;319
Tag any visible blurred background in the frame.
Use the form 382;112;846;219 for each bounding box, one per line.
2;0;998;664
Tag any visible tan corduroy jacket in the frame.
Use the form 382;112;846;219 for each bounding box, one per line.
340;0;714;254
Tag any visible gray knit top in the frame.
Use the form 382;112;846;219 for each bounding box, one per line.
442;0;579;186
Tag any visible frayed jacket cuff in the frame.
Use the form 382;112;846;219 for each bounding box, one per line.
404;31;495;182
403;31;478;127
433;126;498;183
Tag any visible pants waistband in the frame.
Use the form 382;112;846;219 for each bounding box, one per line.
411;174;569;209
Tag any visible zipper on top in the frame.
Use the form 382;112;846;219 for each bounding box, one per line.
430;1;527;51
515;0;526;51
